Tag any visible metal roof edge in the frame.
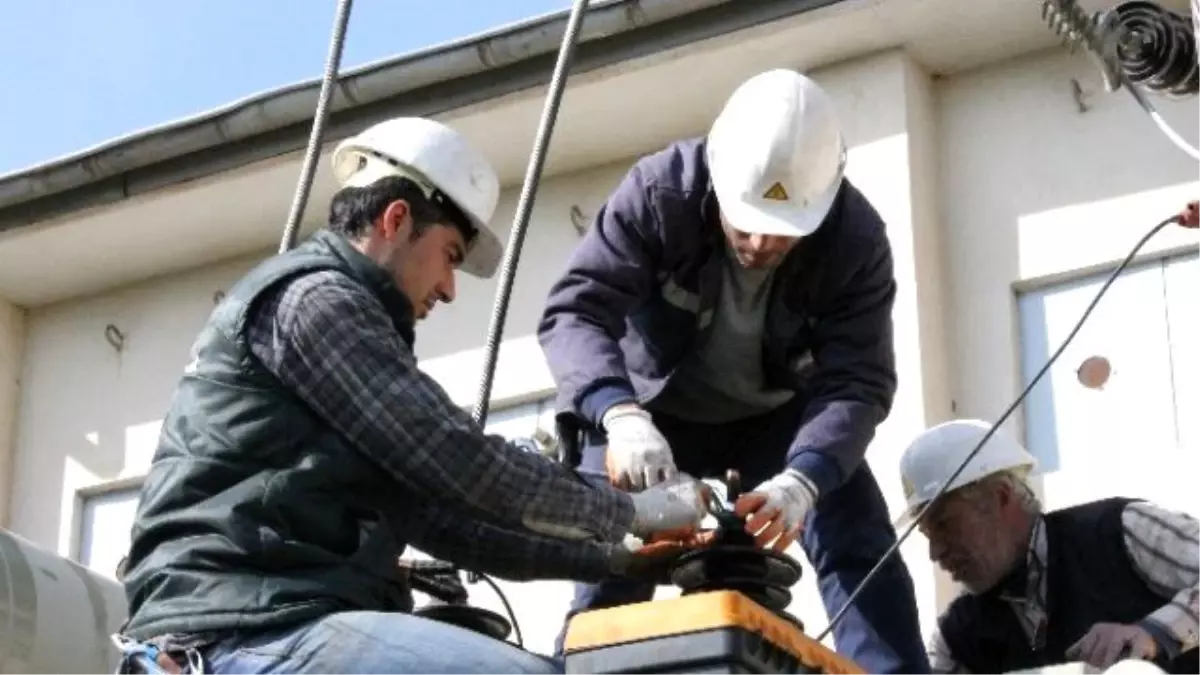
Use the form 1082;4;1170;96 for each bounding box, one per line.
0;0;843;229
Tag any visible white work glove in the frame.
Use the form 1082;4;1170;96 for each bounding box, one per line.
627;473;710;540
734;468;818;552
601;405;678;491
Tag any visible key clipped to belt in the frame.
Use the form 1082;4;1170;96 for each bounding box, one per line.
112;635;207;674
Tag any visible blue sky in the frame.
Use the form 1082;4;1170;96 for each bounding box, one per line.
0;0;571;174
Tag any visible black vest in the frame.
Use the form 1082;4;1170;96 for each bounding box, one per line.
121;230;420;641
939;497;1198;674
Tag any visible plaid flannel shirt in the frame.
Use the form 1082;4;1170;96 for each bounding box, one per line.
929;501;1199;672
245;269;635;581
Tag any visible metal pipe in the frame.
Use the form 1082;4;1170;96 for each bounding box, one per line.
471;0;593;424
278;0;354;253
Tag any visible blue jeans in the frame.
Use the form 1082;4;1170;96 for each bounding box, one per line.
554;398;932;674
202;611;563;674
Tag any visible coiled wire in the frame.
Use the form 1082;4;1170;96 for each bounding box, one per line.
1043;0;1197;96
1041;0;1200;158
1109;1;1198;97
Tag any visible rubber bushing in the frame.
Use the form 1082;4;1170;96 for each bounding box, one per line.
669;544;803;614
414;604;512;642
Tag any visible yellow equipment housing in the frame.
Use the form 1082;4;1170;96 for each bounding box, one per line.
563;589;866;674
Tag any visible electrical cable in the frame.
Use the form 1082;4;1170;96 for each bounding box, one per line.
455;0;594;647
278;0;354;253
477;572;526;649
1122;80;1200;160
813;209;1187;644
470;0;592;425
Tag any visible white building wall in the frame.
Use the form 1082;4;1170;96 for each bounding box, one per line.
0;298;25;529
937;47;1198;514
3;44;1197;659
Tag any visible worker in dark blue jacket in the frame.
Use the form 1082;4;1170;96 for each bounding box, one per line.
537;69;931;673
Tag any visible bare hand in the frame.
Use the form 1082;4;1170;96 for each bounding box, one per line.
1065;622;1158;669
642;528;718;551
612;529;717;583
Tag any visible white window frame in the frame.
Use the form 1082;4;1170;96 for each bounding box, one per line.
73;475;145;580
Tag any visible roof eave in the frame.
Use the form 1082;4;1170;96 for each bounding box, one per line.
0;0;846;232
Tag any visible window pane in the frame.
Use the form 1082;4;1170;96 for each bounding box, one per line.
1017;253;1193;512
482;399;546;438
78;487;140;580
1164;252;1199;451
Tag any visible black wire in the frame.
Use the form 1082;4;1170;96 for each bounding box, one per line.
405;559;524;648
813;212;1182;643
477;573;525;649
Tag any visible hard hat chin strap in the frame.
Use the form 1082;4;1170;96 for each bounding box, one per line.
344;152;479;245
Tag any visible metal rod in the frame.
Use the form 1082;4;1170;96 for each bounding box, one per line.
470;0;592;425
278;0;354;253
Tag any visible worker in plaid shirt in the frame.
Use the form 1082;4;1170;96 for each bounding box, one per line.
898;419;1198;674
117;117;712;674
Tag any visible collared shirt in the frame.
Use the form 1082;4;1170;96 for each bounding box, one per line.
243;268;635;580
929;501;1199;672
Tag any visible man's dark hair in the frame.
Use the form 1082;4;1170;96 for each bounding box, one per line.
327;175;477;244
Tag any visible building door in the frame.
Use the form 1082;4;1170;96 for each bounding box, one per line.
1017;250;1198;514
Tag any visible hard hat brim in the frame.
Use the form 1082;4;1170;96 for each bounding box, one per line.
893;459;1038;533
893;504;924;532
460;224;503;279
715;175;841;238
333;147;504;279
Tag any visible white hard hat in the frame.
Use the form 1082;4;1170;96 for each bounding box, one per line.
706;69;847;238
896;419;1038;527
331;117;503;278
